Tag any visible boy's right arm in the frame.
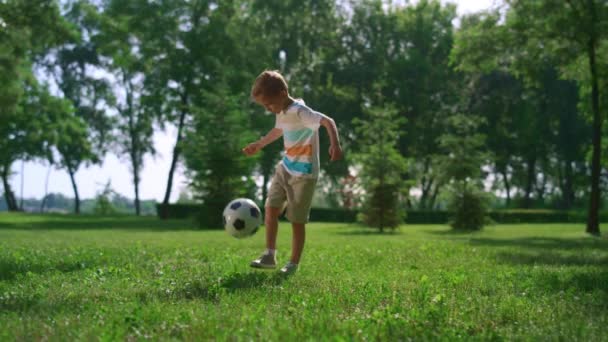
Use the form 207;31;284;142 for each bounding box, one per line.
242;128;283;156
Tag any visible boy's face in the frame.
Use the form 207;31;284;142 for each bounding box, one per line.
255;92;286;114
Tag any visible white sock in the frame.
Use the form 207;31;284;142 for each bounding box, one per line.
265;248;276;256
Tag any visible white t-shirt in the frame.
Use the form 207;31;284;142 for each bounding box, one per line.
275;99;328;179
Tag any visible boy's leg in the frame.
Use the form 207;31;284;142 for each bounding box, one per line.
290;222;306;264
265;206;282;250
251;164;286;269
283;176;316;271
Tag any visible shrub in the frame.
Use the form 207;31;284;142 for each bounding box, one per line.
448;187;487;231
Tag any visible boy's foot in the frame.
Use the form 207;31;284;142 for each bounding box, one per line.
250;252;277;269
279;262;298;275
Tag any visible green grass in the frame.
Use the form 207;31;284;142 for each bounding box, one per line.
1;213;607;341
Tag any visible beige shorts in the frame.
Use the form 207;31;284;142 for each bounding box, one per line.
265;163;317;224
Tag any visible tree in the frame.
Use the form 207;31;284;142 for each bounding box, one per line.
0;0;74;210
183;88;258;228
436;114;488;231
94;181;117;215
392;0;458;210
42;0;114;214
94;0;155;216
452;10;592;211
505;0;608;234
353;105;409;232
127;0;250;216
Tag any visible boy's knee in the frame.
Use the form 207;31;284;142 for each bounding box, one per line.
265;206;281;220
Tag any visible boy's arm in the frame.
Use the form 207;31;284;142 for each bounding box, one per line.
320;117;343;161
242;128;283;156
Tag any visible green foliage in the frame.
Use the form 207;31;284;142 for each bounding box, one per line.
353;105;409;232
447;186;488;231
0;0;75;211
1;214;608;340
93;182;117;215
183;89;258;228
437;113;488;230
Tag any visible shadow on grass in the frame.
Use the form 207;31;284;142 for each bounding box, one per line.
473;237;608;295
470;236;608;251
135;272;288;305
0;257;99;282
427;229;482;237
495;251;608;268
538;270;608;294
220;271;287;291
0;213;199;231
333;228;404;236
2;271;289;313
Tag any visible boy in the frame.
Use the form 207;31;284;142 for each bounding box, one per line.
242;70;343;275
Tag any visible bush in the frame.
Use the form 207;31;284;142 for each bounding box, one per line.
157;204;608;225
448;187;487;231
359;183;405;232
156;203;201;220
309;208;358;222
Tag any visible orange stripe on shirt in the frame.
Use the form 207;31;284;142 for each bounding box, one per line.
285;144;313;157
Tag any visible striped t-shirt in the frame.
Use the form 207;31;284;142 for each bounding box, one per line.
276;99;327;179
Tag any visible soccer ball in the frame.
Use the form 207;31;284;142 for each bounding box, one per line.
223;198;262;238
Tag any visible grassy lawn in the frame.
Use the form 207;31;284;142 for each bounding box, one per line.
1;213;607;340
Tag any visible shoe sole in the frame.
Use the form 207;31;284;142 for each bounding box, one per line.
250;263;277;269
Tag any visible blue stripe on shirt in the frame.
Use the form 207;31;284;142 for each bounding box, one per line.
283;128;314;142
283;156;312;174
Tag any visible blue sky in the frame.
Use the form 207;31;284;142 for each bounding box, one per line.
7;0;496;202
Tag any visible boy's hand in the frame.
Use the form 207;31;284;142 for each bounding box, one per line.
329;144;343;161
242;141;263;156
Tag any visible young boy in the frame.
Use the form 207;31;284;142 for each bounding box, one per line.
242;70;343;275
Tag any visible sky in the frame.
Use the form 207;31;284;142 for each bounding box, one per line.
7;0;496;203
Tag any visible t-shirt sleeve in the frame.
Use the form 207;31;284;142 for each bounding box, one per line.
274;114;283;129
297;106;327;129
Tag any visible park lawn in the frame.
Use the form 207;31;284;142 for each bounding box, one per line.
0;213;607;341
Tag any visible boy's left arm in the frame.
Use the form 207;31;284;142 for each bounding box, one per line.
320;116;343;161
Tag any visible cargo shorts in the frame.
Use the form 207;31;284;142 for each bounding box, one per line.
265;163;317;224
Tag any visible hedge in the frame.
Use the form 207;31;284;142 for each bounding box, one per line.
156;203;608;226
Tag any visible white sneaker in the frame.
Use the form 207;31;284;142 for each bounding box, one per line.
279;262;298;275
250;252;277;269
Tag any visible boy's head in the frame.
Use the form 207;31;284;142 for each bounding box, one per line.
251;70;289;114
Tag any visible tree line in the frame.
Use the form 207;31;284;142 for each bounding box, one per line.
1;0;606;234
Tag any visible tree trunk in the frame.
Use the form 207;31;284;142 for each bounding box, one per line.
418;158;432;209
67;165;80;214
429;183;440;210
523;157;536;209
19;161;24;210
134;166;141;216
500;168;511;207
125;76;141;216
586;20;601;236
161;93;189;219
40;164;52;213
2;163;18;211
563;160;574;209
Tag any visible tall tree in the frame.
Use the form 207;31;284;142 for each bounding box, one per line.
353;104;409;232
505;0;608;234
0;0;74;210
183;88;258;227
437;113;488;230
94;0;154;215
43;0;114;214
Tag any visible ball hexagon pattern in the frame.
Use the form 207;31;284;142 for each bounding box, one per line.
223;198;262;239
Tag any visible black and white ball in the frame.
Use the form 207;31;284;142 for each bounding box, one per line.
223;198;262;238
